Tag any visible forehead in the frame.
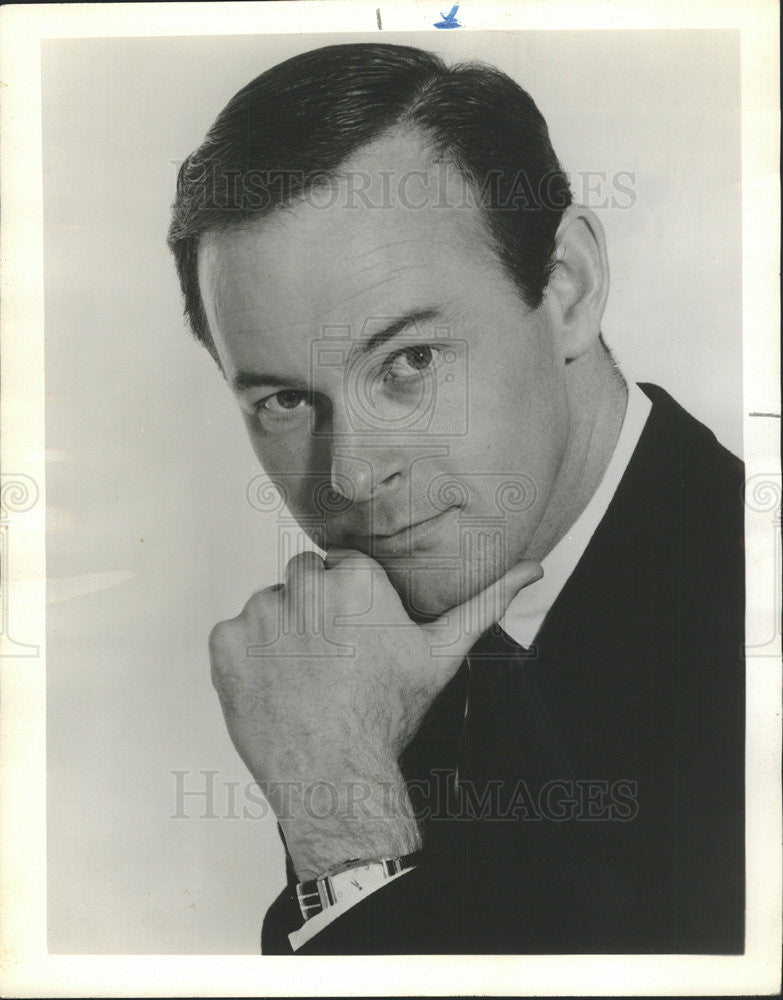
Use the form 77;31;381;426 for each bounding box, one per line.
197;130;512;352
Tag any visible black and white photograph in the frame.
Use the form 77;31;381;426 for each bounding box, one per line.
0;2;780;996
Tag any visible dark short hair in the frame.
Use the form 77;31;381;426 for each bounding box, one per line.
167;42;572;361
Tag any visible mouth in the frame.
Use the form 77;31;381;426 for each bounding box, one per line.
344;507;460;557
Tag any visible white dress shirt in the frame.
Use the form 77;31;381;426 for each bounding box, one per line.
289;382;652;951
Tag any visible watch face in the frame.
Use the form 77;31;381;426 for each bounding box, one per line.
330;863;376;899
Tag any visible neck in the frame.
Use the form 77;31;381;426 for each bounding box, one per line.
527;346;628;562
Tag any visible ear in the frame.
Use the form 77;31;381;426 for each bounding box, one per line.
545;205;610;361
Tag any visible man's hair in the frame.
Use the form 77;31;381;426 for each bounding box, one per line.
167;43;572;361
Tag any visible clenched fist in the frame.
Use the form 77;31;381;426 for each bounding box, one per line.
209;548;542;879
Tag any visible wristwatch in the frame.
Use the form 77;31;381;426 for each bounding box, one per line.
296;853;419;921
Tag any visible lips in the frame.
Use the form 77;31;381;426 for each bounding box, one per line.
344;507;459;557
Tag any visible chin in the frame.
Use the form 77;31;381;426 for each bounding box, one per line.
384;561;503;623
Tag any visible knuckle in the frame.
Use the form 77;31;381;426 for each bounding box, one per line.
208;619;234;659
242;585;279;619
209;655;223;691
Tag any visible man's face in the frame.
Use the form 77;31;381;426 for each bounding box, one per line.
198;132;572;618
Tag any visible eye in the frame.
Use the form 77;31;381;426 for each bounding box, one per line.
384;345;441;380
258;389;310;416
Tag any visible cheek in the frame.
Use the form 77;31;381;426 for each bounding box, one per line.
243;418;333;519
244;416;314;473
453;372;567;520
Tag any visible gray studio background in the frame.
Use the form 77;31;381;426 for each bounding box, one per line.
43;30;741;953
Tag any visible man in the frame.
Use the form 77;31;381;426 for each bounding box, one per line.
167;42;744;955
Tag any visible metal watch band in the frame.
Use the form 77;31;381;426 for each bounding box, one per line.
296;853;419;921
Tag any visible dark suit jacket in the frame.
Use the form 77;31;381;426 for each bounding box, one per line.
262;384;745;955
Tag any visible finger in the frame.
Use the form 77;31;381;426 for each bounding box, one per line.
283;550;326;632
284;550;326;588
324;546;378;570
425;560;544;661
241;581;284;622
248;582;283;601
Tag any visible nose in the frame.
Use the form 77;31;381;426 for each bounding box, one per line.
328;409;403;504
330;444;403;504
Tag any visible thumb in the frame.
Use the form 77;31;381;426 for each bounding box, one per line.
424;559;544;663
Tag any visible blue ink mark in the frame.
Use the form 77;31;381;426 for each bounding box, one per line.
434;4;461;28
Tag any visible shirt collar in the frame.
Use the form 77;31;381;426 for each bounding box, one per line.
498;381;652;649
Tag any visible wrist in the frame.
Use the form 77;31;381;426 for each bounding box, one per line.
277;770;422;881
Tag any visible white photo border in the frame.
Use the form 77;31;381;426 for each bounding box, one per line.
0;1;779;996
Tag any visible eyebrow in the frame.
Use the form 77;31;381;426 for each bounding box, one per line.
360;307;441;354
230;307;442;394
